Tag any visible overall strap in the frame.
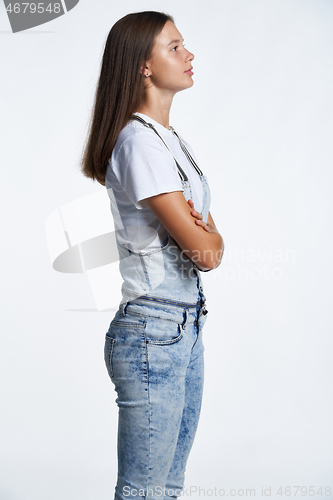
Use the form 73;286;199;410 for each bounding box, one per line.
130;115;188;182
169;126;203;177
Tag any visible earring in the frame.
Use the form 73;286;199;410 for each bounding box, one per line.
145;74;149;78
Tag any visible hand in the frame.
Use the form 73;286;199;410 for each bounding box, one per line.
143;191;223;270
187;199;211;233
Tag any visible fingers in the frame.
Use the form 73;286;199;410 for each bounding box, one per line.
187;199;210;231
192;210;203;220
188;200;201;217
195;219;211;232
188;200;203;220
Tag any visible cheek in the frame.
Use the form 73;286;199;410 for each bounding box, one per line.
152;60;177;84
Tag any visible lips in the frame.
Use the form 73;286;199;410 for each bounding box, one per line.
185;67;193;74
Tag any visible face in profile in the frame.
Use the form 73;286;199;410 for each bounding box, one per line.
145;20;195;95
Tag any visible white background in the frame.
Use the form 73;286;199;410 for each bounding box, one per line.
1;0;333;498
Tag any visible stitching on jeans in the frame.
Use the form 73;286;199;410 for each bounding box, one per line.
182;309;189;330
126;308;194;325
145;323;183;346
111;321;146;329
191;314;205;352
144;324;152;490
142;328;149;381
134;325;150;490
123;289;201;307
122;291;202;309
106;338;115;378
138;254;151;288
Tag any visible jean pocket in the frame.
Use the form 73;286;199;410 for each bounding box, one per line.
104;335;115;379
144;317;183;345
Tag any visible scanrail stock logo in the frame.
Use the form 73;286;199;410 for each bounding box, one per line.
2;0;80;33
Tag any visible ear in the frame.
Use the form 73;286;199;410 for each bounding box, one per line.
140;61;151;77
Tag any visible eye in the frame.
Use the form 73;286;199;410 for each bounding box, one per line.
172;45;178;51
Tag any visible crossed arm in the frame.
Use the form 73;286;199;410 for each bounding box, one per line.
143;190;224;271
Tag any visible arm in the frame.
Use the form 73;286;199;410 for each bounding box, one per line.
206;211;225;269
189;204;224;270
143;191;224;271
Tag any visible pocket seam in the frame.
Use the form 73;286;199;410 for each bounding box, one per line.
145;323;183;346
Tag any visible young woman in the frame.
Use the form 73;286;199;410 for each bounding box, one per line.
81;11;224;500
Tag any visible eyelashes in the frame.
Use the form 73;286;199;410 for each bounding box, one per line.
172;43;185;51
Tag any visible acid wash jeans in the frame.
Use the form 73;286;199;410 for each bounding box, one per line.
104;296;208;500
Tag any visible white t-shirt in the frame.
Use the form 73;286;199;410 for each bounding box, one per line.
105;112;205;253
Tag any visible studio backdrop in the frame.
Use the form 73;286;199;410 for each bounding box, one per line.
1;0;332;499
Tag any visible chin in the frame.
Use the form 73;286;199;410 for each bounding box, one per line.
183;78;194;89
173;80;194;93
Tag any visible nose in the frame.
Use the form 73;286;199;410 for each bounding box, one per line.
185;48;194;62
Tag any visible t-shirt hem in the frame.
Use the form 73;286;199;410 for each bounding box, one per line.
135;186;184;209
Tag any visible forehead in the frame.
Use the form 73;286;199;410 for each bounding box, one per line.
154;20;183;47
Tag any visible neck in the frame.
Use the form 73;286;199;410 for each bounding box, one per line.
135;88;175;130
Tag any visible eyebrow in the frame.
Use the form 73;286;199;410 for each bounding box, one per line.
167;38;184;46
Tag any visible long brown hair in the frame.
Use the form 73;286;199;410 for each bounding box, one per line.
81;11;174;186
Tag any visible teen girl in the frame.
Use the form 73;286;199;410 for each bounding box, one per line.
82;11;224;500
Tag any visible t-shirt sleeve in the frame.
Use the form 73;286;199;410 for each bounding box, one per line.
111;131;183;209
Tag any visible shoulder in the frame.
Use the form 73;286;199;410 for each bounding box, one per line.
113;120;167;159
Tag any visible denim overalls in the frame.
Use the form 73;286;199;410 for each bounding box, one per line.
104;116;212;500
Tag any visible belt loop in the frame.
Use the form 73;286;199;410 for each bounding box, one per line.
182;308;189;330
121;301;129;316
